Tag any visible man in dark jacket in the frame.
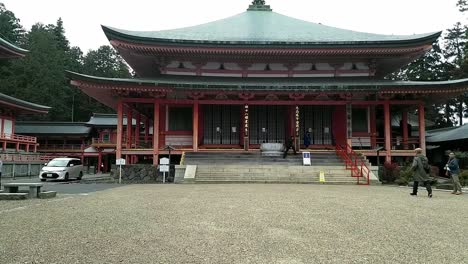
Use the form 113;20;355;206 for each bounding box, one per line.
410;148;432;197
446;152;462;195
283;136;297;158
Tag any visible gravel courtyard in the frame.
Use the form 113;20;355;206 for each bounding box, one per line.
0;184;467;264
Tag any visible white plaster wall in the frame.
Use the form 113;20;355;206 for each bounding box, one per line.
201;73;242;77
165;71;197;76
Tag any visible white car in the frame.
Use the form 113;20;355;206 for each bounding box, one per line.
39;158;84;181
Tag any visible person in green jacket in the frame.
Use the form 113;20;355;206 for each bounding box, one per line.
410;148;433;198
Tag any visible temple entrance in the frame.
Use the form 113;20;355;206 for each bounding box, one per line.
249;105;287;144
203;105;241;145
300;106;334;146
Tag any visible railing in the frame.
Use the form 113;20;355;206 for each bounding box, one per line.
335;144;371;185
0;153;51;162
94;137;154;149
92;138;116;145
0;133;37;143
38;144;84;151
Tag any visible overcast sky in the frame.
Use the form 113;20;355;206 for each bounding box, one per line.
2;0;465;52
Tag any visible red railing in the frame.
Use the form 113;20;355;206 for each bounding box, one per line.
335;144;371;185
92;138;115;145
0;133;37;143
38;144;84;151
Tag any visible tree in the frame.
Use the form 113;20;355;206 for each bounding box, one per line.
457;0;468;12
0;3;25;44
443;23;468;125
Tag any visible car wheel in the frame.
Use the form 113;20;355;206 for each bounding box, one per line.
77;171;83;181
40;179;46;182
65;173;69;181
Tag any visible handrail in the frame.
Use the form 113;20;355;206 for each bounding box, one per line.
0;153;52;162
335;144;371;185
0;133;37;143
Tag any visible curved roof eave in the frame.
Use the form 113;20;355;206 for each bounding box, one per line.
0;36;28;56
66;71;468;89
0;93;50;113
101;10;441;48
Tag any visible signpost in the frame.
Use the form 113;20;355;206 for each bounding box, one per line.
116;158;126;184
303;152;311;166
159;157;169;183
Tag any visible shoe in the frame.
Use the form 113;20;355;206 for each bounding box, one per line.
451;191;457;194
410;193;417;196
455;192;463;195
428;193;433;198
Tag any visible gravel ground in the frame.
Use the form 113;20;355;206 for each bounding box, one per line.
0;184;467;264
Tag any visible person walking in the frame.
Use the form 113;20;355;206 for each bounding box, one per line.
446;152;462;195
283;136;297;158
410;148;433;198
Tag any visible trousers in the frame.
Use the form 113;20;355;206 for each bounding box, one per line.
412;181;432;195
451;174;462;193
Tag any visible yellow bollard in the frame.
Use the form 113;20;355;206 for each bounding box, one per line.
319;171;326;183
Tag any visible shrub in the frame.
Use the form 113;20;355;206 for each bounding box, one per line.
382;162;399;183
460;170;468;187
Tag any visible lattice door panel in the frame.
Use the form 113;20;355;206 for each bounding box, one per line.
249;105;286;144
300;106;334;145
203;105;240;145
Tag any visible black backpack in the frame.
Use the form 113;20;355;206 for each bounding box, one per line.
420;156;431;174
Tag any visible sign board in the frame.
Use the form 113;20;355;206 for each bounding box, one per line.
116;158;126;166
302;152;311;166
159;158;170;172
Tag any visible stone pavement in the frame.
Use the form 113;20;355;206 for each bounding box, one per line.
0;184;467;264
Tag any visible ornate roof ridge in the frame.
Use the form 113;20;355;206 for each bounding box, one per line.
247;0;272;11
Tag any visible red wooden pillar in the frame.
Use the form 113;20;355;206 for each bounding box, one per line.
34;144;37;153
2;141;6;151
418;103;426;155
126;106;133;149
153;101;160;165
15;142;19;152
369;106;377;148
193;101;199;152
116;100;123;160
26;144;30;152
144;117;149;143
402;111;409;150
135;113;141;148
97;149;102;173
384;100;392;162
243;104;249;151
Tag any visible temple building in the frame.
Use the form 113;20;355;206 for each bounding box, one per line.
68;1;468;167
0;36;50;176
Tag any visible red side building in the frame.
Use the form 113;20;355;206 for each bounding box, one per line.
68;1;468;166
0;36;50;175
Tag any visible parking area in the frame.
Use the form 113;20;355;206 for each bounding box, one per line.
1;174;120;194
0;184;467;264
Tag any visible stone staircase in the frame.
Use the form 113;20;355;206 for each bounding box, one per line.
183;151;359;184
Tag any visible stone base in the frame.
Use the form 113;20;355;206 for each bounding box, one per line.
0;193;28;200
38;191;57;199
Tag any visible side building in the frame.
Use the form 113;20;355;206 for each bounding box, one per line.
15;113;137;174
0;36;50;177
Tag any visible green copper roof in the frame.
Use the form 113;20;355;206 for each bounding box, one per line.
0;36;28;56
102;8;441;46
426;124;468;143
15;122;91;135
87;113;136;127
67;71;468;92
0;92;50;113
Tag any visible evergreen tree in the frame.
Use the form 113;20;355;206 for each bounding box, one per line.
0;3;24;44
